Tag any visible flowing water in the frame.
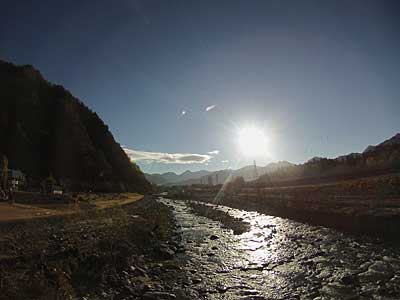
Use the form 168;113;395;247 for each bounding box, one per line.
157;197;400;300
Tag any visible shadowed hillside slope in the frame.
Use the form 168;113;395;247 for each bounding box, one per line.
0;60;150;193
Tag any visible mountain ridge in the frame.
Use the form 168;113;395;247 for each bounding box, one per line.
146;133;400;186
145;161;293;186
145;169;211;185
364;133;400;153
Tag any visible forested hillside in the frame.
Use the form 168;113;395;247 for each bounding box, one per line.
0;60;150;192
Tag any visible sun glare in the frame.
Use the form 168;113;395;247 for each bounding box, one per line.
237;126;268;157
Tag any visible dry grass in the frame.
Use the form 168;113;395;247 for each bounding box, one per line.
0;193;144;223
0;203;77;222
90;193;144;209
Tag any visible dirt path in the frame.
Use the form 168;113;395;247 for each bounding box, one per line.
0;193;144;222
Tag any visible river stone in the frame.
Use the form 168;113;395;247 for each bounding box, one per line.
172;289;199;300
162;262;182;270
319;283;358;299
130;265;147;276
316;268;332;279
369;261;392;273
210;235;219;240
358;268;391;283
159;247;175;259
237;289;259;296
339;273;358;285
192;277;202;284
383;256;400;264
142;291;176;300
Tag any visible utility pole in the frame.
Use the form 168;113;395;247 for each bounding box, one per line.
253;160;258;179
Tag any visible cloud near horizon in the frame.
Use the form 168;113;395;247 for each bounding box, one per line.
207;150;219;155
123;147;213;164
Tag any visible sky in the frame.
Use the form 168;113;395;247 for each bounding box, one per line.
1;0;399;174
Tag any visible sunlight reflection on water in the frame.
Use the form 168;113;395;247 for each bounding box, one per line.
195;201;284;266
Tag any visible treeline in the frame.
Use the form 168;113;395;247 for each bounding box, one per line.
254;143;400;188
0;60;151;193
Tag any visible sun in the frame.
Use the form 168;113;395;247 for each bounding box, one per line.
237;126;268;157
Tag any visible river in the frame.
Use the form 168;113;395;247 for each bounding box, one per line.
157;197;400;300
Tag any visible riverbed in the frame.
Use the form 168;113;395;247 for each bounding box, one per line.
157;197;400;300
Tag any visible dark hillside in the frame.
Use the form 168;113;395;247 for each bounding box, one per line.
0;60;150;192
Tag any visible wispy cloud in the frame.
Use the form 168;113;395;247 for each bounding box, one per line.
205;104;216;112
123;148;212;164
207;150;219;155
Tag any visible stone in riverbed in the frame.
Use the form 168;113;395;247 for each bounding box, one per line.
216;267;230;273
339;273;358;285
319;283;358;300
240;265;264;271
215;284;229;293
175;246;185;253
358;260;394;283
130;265;147;276
368;260;392;273
172;289;199;300
162;262;182;271
142;291;176;300
191;277;202;284
237;289;259;296
210;235;219;240
158;245;175;259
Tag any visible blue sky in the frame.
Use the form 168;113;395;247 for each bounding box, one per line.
1;0;399;174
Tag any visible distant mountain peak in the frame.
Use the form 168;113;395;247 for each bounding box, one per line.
363;133;400;153
145;169;211;185
307;156;324;163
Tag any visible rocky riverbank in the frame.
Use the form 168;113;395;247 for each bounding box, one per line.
3;194;400;299
158;197;400;300
0;196;190;300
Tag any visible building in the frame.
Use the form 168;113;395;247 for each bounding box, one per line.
7;169;26;190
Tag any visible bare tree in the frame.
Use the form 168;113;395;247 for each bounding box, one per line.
0;155;8;189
